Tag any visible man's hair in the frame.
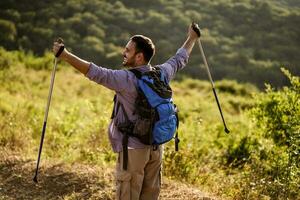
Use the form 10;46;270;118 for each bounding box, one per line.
130;35;155;63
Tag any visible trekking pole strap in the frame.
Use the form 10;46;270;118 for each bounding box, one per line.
55;38;64;58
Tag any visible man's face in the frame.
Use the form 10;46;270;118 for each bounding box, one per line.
122;40;138;67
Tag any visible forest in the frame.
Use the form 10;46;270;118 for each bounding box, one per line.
0;0;299;87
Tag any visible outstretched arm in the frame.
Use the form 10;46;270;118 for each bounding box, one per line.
52;42;133;92
52;43;90;75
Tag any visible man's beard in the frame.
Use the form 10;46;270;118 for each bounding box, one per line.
122;56;135;67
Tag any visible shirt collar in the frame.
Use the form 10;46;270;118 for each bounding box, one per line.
131;64;152;73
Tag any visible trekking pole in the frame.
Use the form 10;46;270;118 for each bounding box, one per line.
192;24;230;134
33;38;64;183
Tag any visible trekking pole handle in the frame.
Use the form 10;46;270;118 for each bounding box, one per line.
55;38;64;58
192;22;201;37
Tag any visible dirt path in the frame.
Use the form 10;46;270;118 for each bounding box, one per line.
0;150;216;200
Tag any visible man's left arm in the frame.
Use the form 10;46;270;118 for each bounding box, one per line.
159;23;200;82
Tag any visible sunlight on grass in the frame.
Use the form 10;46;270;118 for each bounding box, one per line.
0;49;298;199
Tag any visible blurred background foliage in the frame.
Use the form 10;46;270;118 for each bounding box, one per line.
0;0;299;88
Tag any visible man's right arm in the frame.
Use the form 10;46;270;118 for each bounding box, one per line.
52;42;134;92
53;42;90;75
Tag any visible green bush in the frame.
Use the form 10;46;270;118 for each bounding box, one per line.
225;136;256;168
248;68;300;199
0;19;16;43
0;48;54;71
0;47;17;70
215;79;257;97
24;51;54;70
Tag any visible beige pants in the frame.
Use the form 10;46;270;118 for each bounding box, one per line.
116;146;162;200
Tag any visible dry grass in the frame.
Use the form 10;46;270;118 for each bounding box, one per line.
0;148;217;200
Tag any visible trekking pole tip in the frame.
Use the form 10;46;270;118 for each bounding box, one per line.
225;127;230;134
175;137;180;151
33;176;38;183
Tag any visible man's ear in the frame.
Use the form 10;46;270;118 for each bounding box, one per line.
136;52;144;62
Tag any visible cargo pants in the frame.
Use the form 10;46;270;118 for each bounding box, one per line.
115;146;162;200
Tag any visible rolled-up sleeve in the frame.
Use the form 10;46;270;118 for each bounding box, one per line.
85;63;132;92
159;48;189;82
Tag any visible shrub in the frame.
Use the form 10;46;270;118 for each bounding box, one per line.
249;68;300;199
215;79;257;97
0;47;16;70
24;51;54;70
225;136;256;168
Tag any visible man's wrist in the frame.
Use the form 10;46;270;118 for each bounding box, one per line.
60;49;68;60
188;35;198;42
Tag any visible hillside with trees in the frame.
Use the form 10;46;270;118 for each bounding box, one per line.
0;0;299;87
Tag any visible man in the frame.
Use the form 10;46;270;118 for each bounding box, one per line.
53;23;200;200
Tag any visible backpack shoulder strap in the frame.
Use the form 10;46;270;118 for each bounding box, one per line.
130;67;160;79
129;69;142;79
152;66;168;84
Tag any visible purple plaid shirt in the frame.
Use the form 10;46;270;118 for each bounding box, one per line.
85;48;189;152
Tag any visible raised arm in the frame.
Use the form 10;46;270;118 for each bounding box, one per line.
159;23;200;82
182;23;200;56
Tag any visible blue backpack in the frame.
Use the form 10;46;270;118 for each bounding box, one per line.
112;67;180;170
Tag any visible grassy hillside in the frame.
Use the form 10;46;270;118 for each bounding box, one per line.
0;0;299;87
0;48;299;199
